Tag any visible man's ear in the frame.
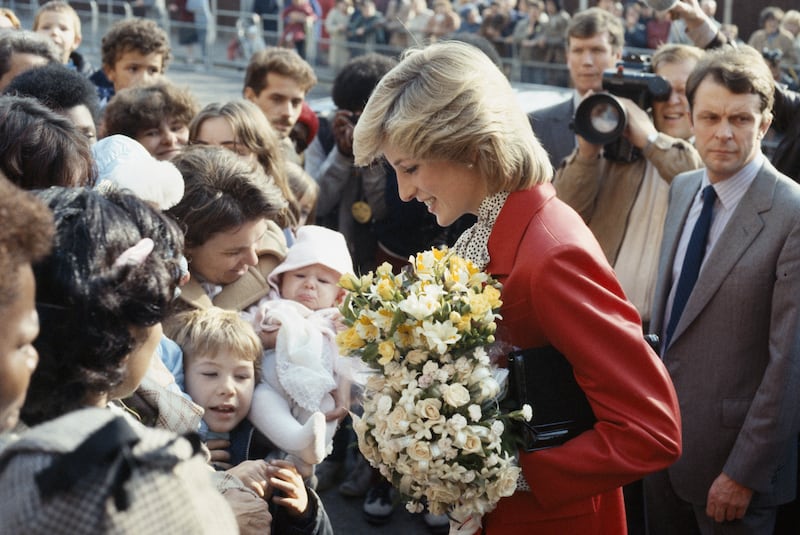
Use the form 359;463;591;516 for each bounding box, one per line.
759;111;773;138
243;86;257;101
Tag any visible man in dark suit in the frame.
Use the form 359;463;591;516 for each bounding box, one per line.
527;8;623;170
647;44;800;534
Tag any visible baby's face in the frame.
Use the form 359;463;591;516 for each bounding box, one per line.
185;352;255;433
280;264;342;310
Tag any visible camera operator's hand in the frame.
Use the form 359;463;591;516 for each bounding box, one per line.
669;0;708;32
618;96;659;150
332;109;357;158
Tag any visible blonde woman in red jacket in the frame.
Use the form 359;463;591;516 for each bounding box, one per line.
352;41;682;535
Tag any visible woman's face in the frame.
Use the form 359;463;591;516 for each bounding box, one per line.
193;116;257;163
0;265;39;432
381;143;488;227
186;219;268;285
136;117;190;161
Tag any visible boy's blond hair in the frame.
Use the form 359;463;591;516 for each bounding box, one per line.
33;1;82;39
165;307;263;382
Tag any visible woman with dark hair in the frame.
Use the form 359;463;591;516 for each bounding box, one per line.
0;94;95;189
0;186;238;533
166;145;290;312
22;187;184;425
103;80;199;161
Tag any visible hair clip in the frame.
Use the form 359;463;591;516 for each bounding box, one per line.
113;238;155;269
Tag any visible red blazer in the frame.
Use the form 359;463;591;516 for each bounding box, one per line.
482;184;681;534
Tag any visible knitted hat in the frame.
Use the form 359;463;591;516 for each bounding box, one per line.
92;135;184;210
268;225;353;292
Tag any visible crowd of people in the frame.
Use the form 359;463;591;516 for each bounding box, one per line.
0;0;799;534
245;0;800;88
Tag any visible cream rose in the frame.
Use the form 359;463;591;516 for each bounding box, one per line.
407;441;433;462
443;383;471;408
416;398;443;420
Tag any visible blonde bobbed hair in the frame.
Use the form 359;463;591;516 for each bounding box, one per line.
353;41;552;192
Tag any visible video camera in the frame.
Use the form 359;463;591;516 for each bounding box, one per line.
572;54;671;162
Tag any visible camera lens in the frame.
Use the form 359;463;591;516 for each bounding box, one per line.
572;93;627;145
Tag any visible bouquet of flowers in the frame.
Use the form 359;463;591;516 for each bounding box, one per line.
337;248;531;530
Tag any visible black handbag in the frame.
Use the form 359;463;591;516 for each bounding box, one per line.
506;346;596;451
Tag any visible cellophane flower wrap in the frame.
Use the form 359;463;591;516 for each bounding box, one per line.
337;248;531;522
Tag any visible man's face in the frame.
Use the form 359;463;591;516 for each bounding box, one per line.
691;77;771;184
244;72;306;139
652;58;697;140
0;52;49;91
566;32;621;96
104;50;164;92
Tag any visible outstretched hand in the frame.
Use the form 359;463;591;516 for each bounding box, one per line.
228;459;270;497
266;459;310;518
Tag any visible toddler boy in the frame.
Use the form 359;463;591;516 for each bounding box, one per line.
89;18;171;104
32;1;91;75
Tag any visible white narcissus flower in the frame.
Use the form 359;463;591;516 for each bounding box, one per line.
399;292;440;320
419;320;461;354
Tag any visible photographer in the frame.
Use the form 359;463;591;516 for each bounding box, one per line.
554;43;705;329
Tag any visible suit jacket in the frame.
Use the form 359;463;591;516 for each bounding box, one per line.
650;160;800;506
529;97;575;170
482;185;682;534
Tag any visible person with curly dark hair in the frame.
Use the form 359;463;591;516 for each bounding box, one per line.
4;63;100;144
89;17;172;105
21;187;184;425
0;174;53;436
0;94;95;189
104;80;199;160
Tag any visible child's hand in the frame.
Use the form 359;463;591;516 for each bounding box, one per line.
265;459;309;517
207;438;233;470
228;460;270;497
